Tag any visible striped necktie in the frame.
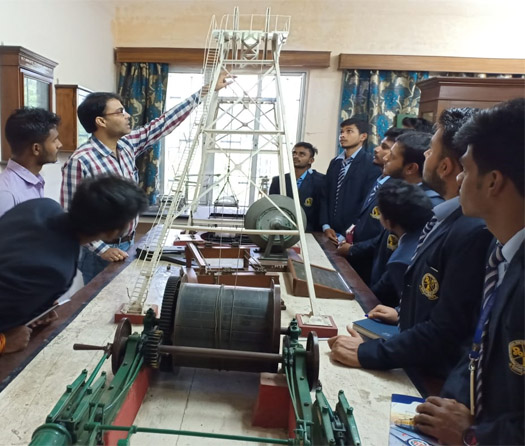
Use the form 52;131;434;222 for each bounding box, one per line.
475;243;505;416
410;215;438;261
365;180;381;207
334;157;351;212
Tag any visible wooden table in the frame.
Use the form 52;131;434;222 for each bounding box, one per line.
0;233;422;445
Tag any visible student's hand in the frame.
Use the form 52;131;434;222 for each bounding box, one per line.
101;248;129;263
414;396;473;445
324;228;339;246
367;305;399;324
28;310;58;329
336;242;352;256
327;325;364;368
3;325;32;353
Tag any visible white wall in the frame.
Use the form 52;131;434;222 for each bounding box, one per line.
0;0;117;200
1;0;524;186
112;0;525;173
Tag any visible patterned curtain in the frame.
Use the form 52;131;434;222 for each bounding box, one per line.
117;62;169;204
340;69;429;150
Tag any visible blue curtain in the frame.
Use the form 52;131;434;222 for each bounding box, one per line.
117;62;169;204
340;69;429;150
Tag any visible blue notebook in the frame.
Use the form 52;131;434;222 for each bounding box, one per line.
352;317;399;340
389;394;438;445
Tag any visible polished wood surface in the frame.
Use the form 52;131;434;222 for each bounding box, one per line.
338;53;525;74
0;46;57;160
417;76;525;122
313;232;381;312
55;84;92;152
115;47;331;68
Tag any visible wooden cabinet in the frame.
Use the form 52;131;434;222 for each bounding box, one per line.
55;85;92;152
417;77;525;122
0;46;57;160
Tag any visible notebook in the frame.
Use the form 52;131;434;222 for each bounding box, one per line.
352;317;399;340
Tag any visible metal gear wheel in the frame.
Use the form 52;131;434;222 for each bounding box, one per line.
143;329;163;369
158;275;181;344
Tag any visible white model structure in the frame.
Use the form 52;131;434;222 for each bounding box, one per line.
124;8;327;326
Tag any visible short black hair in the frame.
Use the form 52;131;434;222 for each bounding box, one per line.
77;92;123;134
377;179;433;232
437;107;478;161
69;175;148;237
402;117;434;133
294;141;318;158
384;127;411;141
454;98;524;197
395;131;432;173
5;108;61;156
340;117;368;135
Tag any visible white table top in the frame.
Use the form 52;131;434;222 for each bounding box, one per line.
0;234;420;445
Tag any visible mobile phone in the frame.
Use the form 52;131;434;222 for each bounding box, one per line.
25;298;70;327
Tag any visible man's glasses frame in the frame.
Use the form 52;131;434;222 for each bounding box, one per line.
102;107;127;117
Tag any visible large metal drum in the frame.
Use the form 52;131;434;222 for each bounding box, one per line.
166;279;281;373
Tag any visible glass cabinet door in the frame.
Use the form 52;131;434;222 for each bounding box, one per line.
23;76;50;109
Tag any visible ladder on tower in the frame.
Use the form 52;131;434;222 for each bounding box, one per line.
123;8;323;321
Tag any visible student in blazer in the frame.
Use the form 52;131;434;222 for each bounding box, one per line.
320;118;381;244
414;98;525;445
269;142;325;232
415;98;524;446
328;107;493;381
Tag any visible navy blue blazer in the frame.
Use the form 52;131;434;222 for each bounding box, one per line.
358;205;493;378
269;170;325;232
442;241;524;445
0;199;79;332
370;229;400;306
347;180;440;285
319;149;381;235
352;177;391;244
421;182;444;207
386;230;420;298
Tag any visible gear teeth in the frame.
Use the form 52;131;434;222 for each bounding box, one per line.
159;276;180;344
143;329;163;368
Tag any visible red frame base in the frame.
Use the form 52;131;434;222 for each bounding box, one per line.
114;304;158;324
103;368;151;445
296;314;338;338
252;372;296;438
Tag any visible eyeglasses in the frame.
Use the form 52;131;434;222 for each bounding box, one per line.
102;107;126;117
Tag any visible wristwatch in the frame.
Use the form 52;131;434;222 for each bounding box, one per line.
463;427;478;446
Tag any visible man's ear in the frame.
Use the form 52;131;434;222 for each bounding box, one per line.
360;132;368;143
403;162;419;176
487;170;505;197
30;142;42;156
95;116;106;129
438;156;455;179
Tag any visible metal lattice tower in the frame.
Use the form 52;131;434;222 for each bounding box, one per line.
124;8;321;317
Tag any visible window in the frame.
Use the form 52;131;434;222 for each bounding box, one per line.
161;71;306;210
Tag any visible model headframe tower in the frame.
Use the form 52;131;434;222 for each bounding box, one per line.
124;8;323;322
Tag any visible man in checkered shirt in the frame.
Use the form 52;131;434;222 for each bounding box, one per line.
61;73;230;284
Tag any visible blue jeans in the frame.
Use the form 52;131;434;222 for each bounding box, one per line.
79;241;132;285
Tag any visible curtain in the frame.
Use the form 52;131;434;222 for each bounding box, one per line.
340;69;429;150
117;62;169;204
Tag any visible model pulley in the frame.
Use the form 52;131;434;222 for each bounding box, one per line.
244;195;306;257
